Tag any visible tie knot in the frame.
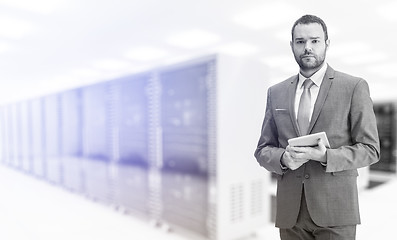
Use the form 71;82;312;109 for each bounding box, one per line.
302;78;314;89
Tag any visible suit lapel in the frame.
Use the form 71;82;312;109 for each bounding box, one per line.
288;75;301;136
308;65;335;134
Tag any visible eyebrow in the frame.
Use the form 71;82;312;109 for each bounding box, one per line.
295;37;321;40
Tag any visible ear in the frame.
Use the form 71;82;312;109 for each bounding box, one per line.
325;39;330;50
290;40;293;51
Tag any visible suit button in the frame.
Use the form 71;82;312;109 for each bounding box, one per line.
305;174;310;179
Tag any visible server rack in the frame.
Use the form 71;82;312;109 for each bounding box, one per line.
81;82;113;203
19;101;32;173
9;104;20;168
30;98;46;178
0;106;7;164
160;62;212;237
372;102;397;173
44;94;63;184
2;105;12;166
60;89;84;193
112;74;151;217
153;55;271;240
0;54;271;240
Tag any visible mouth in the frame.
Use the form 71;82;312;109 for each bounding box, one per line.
301;55;315;61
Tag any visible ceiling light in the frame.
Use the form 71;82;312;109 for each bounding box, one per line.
0;15;35;39
217;42;259;56
0;42;11;53
0;0;65;14
166;29;221;49
72;68;102;78
328;42;371;58
160;54;195;65
233;2;301;30
92;59;132;71
260;55;294;68
124;46;167;61
369;62;397;78
340;52;388;65
274;27;293;43
377;1;397;22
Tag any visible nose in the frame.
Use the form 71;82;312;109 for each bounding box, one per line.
305;42;313;53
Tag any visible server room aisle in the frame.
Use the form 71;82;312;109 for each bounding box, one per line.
356;178;397;239
0;165;187;240
0;163;395;240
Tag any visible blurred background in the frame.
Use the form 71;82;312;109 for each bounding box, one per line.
0;0;397;239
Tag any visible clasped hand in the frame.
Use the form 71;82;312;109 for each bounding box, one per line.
281;138;327;170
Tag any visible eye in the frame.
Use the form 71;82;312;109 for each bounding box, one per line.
296;40;305;44
312;39;320;44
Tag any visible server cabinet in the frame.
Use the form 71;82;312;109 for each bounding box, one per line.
214;55;271;240
44;94;63;184
112;75;151;216
5;104;18;168
81;82;113;203
0;54;271;240
160;62;211;236
371;103;396;172
18;101;32;173
1;106;10;165
156;55;270;240
60;89;84;192
0;106;7;164
1;105;13;166
30;98;46;177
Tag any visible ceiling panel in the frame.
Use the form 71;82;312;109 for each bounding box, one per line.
0;0;396;103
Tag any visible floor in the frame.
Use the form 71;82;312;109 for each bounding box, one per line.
0;164;395;240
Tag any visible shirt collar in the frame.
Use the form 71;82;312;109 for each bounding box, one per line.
298;63;328;89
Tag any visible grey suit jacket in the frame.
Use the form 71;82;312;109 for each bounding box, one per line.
254;65;380;228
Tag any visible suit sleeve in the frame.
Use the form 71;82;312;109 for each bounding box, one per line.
325;79;380;172
254;88;286;175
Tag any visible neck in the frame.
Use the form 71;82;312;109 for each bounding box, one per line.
300;63;325;78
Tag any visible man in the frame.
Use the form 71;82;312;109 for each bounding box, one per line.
254;15;380;240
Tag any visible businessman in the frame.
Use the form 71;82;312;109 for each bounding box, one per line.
254;15;380;240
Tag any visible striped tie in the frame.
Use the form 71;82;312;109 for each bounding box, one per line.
297;79;315;135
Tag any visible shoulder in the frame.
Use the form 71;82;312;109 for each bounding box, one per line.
269;75;297;92
328;66;371;94
329;66;366;86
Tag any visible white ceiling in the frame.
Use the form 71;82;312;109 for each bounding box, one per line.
1;0;397;103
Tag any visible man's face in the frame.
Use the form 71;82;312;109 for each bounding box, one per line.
290;23;329;72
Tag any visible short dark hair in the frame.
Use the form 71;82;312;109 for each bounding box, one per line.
291;15;328;40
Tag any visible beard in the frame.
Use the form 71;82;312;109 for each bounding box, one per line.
294;50;326;71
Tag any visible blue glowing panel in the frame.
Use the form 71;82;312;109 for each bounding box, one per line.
44;94;62;184
9;104;21;168
112;75;150;215
83;159;112;203
113;165;149;215
0;106;7;163
115;76;149;166
160;62;209;174
60;89;84;192
81;83;112;161
19;101;32;172
161;171;209;235
81;82;112;203
30;98;46;177
159;61;212;236
60;89;83;157
3;105;14;165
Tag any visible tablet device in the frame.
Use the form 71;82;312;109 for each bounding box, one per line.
288;132;330;148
